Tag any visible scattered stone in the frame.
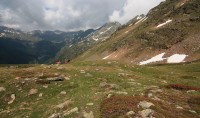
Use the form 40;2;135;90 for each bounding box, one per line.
150;89;163;93
55;100;73;109
63;107;78;116
80;70;86;74
86;103;94;106
147;93;153;98
15;77;21;80
0;87;6;92
110;84;120;90
115;91;128;95
176;105;183;110
64;77;70;81
60;91;67;95
54;73;59;76
39;93;43;97
151;96;161;101
57;67;63;70
48;113;62;118
85;73;93;77
46;77;65;81
138;101;154;109
107;94;112;98
138;109;154;118
83;111;94;118
189;110;197;114
43;85;48;88
8;94;16;104
187;90;196;93
28;89;38;96
126;111;135;118
99;82;108;88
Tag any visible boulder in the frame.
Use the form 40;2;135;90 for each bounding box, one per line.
63;107;78;116
46;77;65;81
28;89;38;95
83;111;94;118
8;94;15;104
55;100;73;109
48;113;62;118
126;111;135;118
0;87;6;92
138;109;154;118
138;101;154;109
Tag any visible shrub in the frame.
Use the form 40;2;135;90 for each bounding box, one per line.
166;84;200;91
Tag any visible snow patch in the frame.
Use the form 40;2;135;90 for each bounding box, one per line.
93;38;99;41
139;53;188;65
102;54;112;60
156;19;172;28
139;53;166;65
167;54;187;63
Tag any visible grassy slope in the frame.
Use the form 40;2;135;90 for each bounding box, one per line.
0;61;200;118
76;0;200;62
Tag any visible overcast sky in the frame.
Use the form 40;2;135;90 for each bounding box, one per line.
0;0;164;31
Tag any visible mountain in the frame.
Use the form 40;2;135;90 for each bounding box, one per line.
53;22;121;62
0;26;96;64
77;0;200;65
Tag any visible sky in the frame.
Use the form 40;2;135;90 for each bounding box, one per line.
0;0;164;31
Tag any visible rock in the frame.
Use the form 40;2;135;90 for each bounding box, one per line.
148;93;153;98
150;89;162;93
28;89;38;95
110;84;120;90
15;77;21;80
43;85;48;88
0;87;6;92
99;82;108;88
138;101;154;109
39;93;43;97
138;109;154;118
85;73;93;77
189;110;197;114
126;111;135;118
176;105;183;109
63;107;78;116
60;91;67;95
46;77;65;81
83;111;94;118
64;77;70;81
107;94;112;98
115;91;128;95
55;100;73;109
80;70;85;74
8;94;15;104
86;103;94;106
187;90;196;93
48;113;62;118
57;67;63;70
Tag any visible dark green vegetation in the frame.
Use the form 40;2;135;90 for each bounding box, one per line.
0;61;200;117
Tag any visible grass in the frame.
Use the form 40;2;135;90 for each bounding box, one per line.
0;61;200;118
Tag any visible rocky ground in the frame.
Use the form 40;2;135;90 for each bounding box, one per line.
0;61;200;118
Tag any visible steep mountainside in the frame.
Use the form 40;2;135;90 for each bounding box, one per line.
77;0;200;65
54;22;121;62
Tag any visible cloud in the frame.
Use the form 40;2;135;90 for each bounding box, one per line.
0;0;163;31
109;0;164;24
